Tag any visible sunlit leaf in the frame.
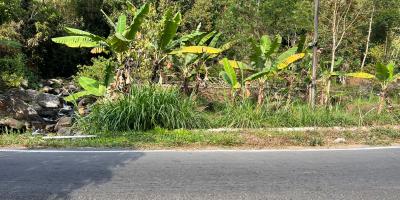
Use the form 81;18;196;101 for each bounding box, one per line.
277;53;305;69
116;14;127;34
346;72;376;79
170;46;223;55
52;36;99;48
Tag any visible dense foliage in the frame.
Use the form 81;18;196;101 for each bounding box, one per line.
2;0;400;131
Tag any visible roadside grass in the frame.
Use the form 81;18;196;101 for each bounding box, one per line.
0;128;244;149
1;128;400;149
78;85;208;132
211;97;400;128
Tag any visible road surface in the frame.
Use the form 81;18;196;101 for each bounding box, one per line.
1;148;400;200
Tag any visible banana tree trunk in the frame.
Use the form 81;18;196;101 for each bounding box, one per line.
378;89;386;114
257;80;266;106
182;77;190;95
245;81;251;98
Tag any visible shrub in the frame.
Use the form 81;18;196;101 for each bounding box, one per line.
74;57;116;86
78;85;208;132
0;53;36;89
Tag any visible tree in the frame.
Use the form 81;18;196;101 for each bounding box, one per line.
220;35;305;105
323;0;363;105
52;3;150;92
347;62;399;113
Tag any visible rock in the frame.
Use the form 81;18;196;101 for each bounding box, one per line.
55;116;73;131
45;124;56;132
57;127;73;136
0;86;75;134
334;138;346;144
37;108;59;118
41;86;54;93
36;93;61;108
0;118;26;130
58;105;74;116
32;129;46;136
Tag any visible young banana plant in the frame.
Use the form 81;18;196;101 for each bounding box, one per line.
168;31;231;94
245;35;305;105
219;58;242;99
52;3;150;93
150;9;207;83
347;62;399;113
52;3;149;58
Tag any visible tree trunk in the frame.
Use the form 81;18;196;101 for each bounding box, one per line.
361;6;374;70
326;0;338;106
182;77;190;95
378;90;386;114
310;0;320;108
257;80;265;106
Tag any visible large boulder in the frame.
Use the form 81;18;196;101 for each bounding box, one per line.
36;93;61;108
0;89;65;132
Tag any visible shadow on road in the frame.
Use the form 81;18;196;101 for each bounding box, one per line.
0;151;144;200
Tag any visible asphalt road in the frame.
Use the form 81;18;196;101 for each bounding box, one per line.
1;148;400;200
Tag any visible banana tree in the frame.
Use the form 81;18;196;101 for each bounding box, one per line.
219;58;253;99
219;58;241;98
244;35;305;105
52;3;150;92
347;62;399;113
168;31;232;94
150;10;206;83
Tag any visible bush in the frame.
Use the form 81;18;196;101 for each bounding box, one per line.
74;57;116;85
79;85;208;132
0;53;37;89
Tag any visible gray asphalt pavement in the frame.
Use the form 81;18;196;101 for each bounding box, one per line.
1;148;400;200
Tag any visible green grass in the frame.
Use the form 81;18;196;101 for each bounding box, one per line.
0;128;244;149
78;85;208;132
211;97;400;128
2;128;400;149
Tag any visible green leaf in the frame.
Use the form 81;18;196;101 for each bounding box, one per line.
387;62;395;80
346;72;376;79
125;3;149;40
209;32;222;47
100;9;116;29
116;14;127;34
79;77;100;92
115;32;130;42
159;11;182;51
170;46;223;55
268;35;282;55
65;28;105;41
198;31;216;46
221;58;238;88
220;71;233;86
167;31;205;49
376;63;390;81
64;91;92;102
52;36;99;48
245;70;271;82
260;35;272;55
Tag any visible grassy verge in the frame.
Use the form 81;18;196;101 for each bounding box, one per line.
1;128;400;149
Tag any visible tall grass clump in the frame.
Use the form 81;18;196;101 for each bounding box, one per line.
79;85;208;132
264;104;357;127
217;100;268;128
